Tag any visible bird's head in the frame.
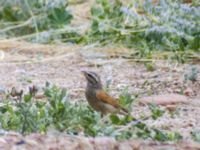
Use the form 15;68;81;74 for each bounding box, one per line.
82;71;102;89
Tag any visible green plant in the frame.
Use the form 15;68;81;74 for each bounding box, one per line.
119;87;136;111
152;129;182;142
0;84;182;142
0;0;83;43
184;66;199;83
148;104;165;120
191;130;200;142
86;0;200;60
0;84;100;135
113;121;182;141
145;63;155;72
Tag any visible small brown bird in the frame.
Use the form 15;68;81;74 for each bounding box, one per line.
82;71;128;116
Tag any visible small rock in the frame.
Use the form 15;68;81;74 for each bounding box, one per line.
90;137;116;150
0;86;5;94
166;105;177;112
0;50;5;60
16;139;26;145
184;88;193;96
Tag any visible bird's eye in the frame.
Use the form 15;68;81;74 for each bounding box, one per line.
87;73;93;78
87;73;98;83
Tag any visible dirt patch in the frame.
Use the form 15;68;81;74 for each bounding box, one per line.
0;40;200;149
0;132;200;150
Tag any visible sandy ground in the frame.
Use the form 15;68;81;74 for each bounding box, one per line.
0;0;199;149
0;40;200;149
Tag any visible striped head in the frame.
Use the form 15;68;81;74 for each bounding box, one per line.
82;71;102;89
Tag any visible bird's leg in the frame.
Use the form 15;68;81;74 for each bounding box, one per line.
99;113;110;124
101;113;104;118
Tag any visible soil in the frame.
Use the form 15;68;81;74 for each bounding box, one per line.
0;0;199;149
0;40;200;149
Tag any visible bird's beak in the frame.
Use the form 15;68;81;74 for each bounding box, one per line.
81;71;87;76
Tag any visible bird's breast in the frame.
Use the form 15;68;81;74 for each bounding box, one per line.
85;89;103;111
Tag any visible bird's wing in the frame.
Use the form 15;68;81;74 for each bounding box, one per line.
96;90;128;113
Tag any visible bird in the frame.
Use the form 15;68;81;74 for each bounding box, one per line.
82;71;128;116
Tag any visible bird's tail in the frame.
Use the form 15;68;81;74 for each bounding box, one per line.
119;107;129;115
